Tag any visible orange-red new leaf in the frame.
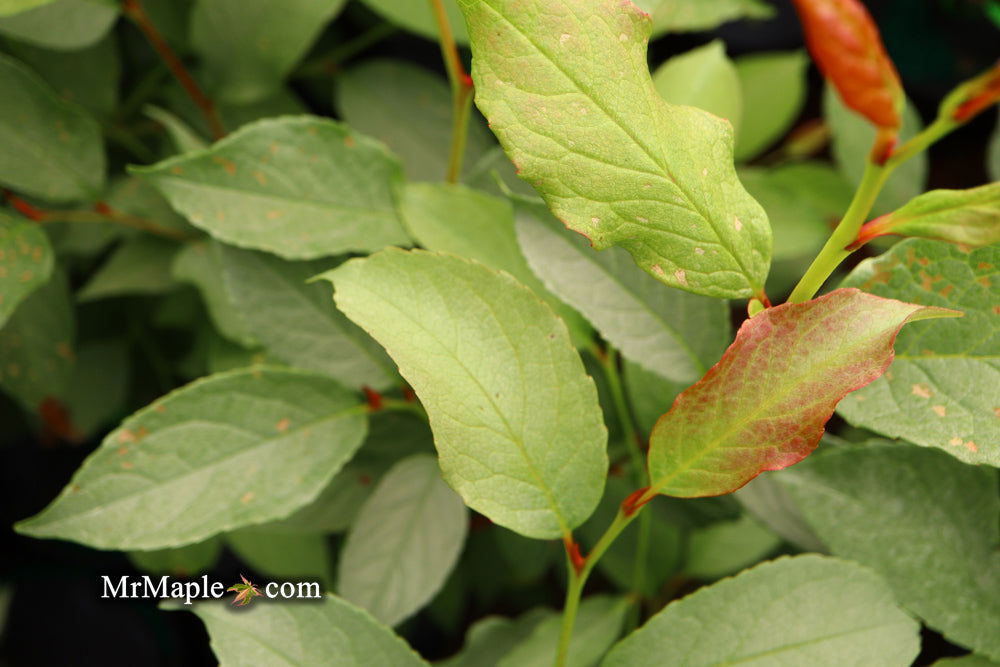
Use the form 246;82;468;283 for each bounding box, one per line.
647;288;960;497
791;0;903;131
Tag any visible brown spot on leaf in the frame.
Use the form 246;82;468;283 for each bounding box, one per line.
212;156;237;175
121;461;134;470
978;262;994;271
918;257;929;267
905;248;916;267
154;404;166;413
344;135;355;147
55;342;73;360
651;264;665;276
18;270;32;282
949;437;964;447
674;269;688;286
119;430;136;444
911;384;932;398
253;171;267;186
170;166;184;176
938;284;954;298
275;418;290;432
977;276;991;288
117;447;128;456
965;440;978;453
931;405;946;417
266;210;282;220
241;492;255;504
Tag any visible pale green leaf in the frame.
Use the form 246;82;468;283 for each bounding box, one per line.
2;30;119;115
647;288;959;497
0;0;117;50
442;609;552;667
0;0;55;17
684;514;780;580
652;40;742;137
861;183;1000;247
336;59;494;182
838;239;999;465
826;86;927;215
0;268;73;410
180;593;429;667
458;0;771;298
227;526;334;590
401;184;592;346
633;0;774;34
359;0;467;43
191;0;347;104
339;454;468;626
128;537;222;576
739;162;851;260
0;52;104;202
515;203;729;384
734;51;808;161
15;368;368;549
77;236;180;301
0;209;52;327
501;596;627;667
326;248;608;539
172;241;257;346
144;104;208;154
782;444;1000;660
734;472;825;552
602;555;920;667
132;116;410;259
216;243;397;391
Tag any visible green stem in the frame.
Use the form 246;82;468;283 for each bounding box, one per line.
556;506;646;667
786;160;889;303
428;0;474;183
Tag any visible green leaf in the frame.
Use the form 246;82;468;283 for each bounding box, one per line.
0;210;52;327
216;243;397;391
132;116;409;259
144;104;208;154
172;241;256;346
336;59;494;182
0;0;117;50
180;593;429;667
442;609;552;667
734;51;808;161
458;0;771;298
782;444;1000;660
647;288;959;497
934;657;1000;667
734;471;825;552
858;183;1000;247
838;239;999;466
0;53;104;202
326;249;608;539
739;162;852;260
77;236;180;301
128;537;222;577
2;30;119;115
338;454;468;626
684;514;780;580
503;596;628;667
602;554;920;667
826;85;927;215
0;0;55;16
623;358;682;437
401;184;592;346
62;338;128;439
191;0;346;104
515;204;729;384
227;526;333;591
15;368;368;549
359;0;467;43
633;0;774;34
652;40;742;137
0;268;73;410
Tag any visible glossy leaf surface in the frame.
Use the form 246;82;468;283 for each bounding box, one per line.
458;0;771;298
133;116;409;259
327;249;607;539
647;288;959;497
783;444;1000;660
182;594;429;666
838;239;999;465
603;555;920;667
339;454;467;627
16;368;368;549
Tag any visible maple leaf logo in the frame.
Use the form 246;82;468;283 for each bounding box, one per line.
227;575;262;607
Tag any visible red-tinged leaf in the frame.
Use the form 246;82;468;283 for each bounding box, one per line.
791;0;903;155
852;183;1000;249
944;60;1000;123
646;288;960;497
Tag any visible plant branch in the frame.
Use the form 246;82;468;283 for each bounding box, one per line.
428;0;474;183
3;191;197;241
122;0;225;140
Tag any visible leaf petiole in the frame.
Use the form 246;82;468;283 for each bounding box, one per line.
428;0;474;183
